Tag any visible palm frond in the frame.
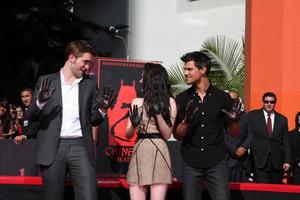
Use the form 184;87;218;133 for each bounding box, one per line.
201;35;244;80
201;35;245;98
165;63;190;97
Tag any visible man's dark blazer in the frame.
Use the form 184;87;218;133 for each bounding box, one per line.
22;106;39;139
27;72;104;166
225;112;253;168
248;109;291;170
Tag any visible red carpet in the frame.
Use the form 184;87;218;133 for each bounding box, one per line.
1;176;300;193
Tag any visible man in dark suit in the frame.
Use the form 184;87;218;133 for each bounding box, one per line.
248;92;291;183
14;88;39;141
224;91;253;182
289;112;300;184
15;40;115;200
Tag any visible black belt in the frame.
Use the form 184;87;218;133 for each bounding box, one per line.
137;133;163;139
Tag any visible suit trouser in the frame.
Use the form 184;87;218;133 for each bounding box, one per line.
228;156;251;182
229;164;248;182
40;138;98;200
181;158;230;200
254;155;283;184
291;162;300;184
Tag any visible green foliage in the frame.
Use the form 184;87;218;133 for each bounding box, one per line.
202;35;245;98
166;63;190;97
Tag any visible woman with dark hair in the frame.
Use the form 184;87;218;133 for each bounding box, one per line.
15;106;24;135
289;112;300;184
125;63;177;200
0;98;14;139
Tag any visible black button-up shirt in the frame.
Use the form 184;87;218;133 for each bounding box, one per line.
175;84;232;168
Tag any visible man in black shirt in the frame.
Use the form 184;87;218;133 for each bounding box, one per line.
174;51;233;200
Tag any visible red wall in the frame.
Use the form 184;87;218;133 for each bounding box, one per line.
245;0;300;129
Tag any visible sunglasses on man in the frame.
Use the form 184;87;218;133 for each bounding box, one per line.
263;100;276;104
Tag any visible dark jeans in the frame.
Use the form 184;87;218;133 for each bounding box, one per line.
181;158;230;200
41;138;98;200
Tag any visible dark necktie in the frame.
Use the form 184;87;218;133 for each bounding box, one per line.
267;113;272;137
228;122;240;137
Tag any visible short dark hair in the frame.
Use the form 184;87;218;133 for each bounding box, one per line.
21;88;33;95
65;40;96;60
180;51;211;76
262;92;277;103
0;98;9;110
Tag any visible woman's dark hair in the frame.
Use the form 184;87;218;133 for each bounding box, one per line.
142;63;173;126
0;98;9;110
0;98;12;133
295;112;300;129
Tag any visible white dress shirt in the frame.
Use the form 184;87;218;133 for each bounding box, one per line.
59;71;83;138
263;109;275;131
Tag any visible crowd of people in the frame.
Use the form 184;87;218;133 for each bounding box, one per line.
0;88;35;140
0;41;300;200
